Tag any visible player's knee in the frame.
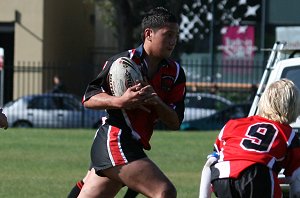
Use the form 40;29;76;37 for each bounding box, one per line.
159;182;177;198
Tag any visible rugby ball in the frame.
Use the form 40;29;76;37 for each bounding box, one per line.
108;57;143;96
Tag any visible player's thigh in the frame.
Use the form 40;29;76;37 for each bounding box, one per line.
236;164;273;198
103;157;176;196
78;168;123;198
212;179;235;198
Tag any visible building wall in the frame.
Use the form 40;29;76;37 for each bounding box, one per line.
0;0;43;63
0;0;44;99
43;0;95;65
0;0;95;65
43;0;96;96
0;0;98;99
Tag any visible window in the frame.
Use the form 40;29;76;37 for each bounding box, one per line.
28;97;56;110
62;97;81;111
282;66;300;89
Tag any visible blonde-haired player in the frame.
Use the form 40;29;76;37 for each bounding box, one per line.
200;79;300;198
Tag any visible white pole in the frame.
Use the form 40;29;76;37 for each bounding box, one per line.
0;47;4;107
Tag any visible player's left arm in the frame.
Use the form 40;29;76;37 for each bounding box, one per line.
148;93;182;130
199;152;219;198
140;67;186;130
138;84;181;129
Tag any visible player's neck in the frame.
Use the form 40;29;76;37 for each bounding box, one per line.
143;56;161;79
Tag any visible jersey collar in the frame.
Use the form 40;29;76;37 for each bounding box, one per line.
134;43;169;68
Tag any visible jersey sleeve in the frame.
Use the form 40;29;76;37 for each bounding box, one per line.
82;61;112;102
213;120;231;153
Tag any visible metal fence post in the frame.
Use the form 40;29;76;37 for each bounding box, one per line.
209;0;216;83
0;47;4;107
0;69;3;107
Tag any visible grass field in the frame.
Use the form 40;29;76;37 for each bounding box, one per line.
0;128;218;198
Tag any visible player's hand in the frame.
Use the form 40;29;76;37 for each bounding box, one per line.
138;84;160;105
207;152;219;159
121;83;151;112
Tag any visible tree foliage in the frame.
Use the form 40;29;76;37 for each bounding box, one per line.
85;0;185;51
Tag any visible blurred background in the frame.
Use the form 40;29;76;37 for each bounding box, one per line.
1;0;299;129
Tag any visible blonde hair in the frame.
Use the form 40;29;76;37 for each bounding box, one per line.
258;78;300;124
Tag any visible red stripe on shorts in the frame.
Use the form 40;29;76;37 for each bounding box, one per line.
108;126;127;166
76;180;84;189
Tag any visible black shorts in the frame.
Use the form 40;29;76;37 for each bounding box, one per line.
90;124;147;175
212;164;279;198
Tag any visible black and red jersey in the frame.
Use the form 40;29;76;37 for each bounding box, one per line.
83;44;186;150
211;115;300;180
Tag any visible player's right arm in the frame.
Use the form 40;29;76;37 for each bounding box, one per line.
83;83;152;111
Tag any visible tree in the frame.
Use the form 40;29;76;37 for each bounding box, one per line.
85;0;185;52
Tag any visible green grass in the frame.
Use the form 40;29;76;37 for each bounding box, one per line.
0;128;218;198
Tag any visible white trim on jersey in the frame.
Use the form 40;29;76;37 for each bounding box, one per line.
102;61;108;70
174;61;180;82
287;131;295;146
267;157;275;169
214;161;231;178
128;50;134;59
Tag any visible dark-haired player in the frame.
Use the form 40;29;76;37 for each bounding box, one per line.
68;7;186;198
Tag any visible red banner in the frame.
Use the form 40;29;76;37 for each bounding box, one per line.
222;26;255;59
220;26;256;74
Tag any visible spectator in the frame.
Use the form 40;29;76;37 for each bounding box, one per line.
0;108;8;129
52;75;66;93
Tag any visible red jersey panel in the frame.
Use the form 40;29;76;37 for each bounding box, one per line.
213;115;300;179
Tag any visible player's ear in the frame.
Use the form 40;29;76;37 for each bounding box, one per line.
145;28;152;41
